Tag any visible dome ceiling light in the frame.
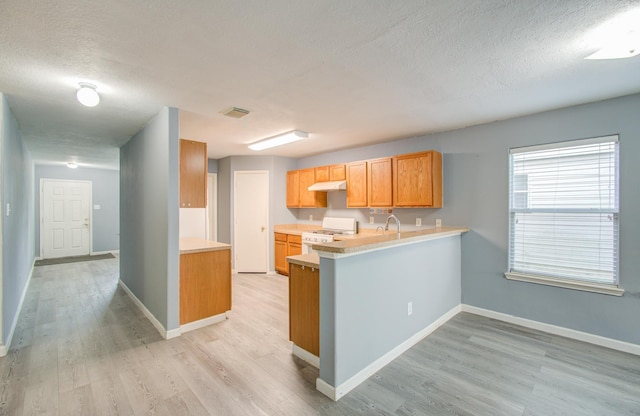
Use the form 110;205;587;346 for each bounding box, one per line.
76;82;100;107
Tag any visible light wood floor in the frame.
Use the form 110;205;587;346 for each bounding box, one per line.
1;256;639;415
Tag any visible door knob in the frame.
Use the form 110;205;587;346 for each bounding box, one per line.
261;226;265;232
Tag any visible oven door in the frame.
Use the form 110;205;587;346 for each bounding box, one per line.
302;240;313;255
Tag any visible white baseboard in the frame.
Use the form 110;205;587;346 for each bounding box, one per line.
293;344;319;368
462;304;640;356
318;304;462;401
1;259;36;356
316;378;337;401
180;313;227;334
118;280;178;340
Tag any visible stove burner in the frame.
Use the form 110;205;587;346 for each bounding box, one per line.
313;230;341;235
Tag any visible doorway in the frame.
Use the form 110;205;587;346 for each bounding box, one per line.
40;179;92;259
233;171;269;273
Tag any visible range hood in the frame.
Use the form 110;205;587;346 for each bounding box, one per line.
308;180;347;191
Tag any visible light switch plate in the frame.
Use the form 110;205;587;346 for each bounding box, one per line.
436;219;442;227
369;216;374;224
416;218;421;227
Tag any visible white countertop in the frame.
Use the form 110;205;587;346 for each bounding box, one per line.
180;238;232;254
313;226;469;257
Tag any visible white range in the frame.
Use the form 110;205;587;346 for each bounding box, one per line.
301;217;357;254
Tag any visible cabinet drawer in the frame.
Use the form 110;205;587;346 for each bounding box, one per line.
288;234;302;244
275;232;287;242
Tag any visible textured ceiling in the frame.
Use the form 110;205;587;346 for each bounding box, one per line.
1;1;639;170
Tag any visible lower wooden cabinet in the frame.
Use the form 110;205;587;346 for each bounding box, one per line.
180;249;231;324
289;263;319;356
275;236;288;275
274;233;302;275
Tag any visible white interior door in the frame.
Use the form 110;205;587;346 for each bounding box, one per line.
41;179;92;259
234;171;268;273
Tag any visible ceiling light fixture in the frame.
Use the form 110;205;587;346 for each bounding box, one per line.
76;82;100;107
67;162;78;169
585;31;640;59
248;130;309;151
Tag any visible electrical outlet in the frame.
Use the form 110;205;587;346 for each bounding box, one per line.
369;216;374;224
309;214;313;221
416;218;421;227
436;218;442;228
408;301;413;316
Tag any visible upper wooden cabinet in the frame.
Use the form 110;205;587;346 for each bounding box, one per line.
315;164;346;182
286;171;300;208
393;150;442;208
329;164;346;181
315;166;329;182
367;157;392;207
285;150;442;209
180;139;207;208
346;161;368;207
286;169;327;208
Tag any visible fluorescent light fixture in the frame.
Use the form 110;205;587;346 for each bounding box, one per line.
76;82;100;107
586;32;640;59
248;130;309;151
584;9;640;60
67;162;78;169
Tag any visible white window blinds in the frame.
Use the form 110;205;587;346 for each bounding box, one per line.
508;135;619;286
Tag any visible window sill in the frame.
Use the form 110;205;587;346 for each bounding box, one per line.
504;272;624;296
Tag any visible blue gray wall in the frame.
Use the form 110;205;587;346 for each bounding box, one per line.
319;235;462;386
34;165;119;254
1;94;35;346
120;107;180;332
216;155;297;269
207;158;218;173
300;93;640;345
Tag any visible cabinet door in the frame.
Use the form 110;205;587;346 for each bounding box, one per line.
275;239;288;275
180;249;231;324
299;168;327;208
368;157;392;207
180;139;207;208
329;164;346;181
393;151;442;207
346;161;368;207
288;243;302;256
315;166;330;182
289;263;320;356
286;170;299;208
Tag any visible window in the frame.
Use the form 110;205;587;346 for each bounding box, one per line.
506;135;622;296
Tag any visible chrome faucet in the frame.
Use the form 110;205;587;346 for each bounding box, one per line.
384;214;401;237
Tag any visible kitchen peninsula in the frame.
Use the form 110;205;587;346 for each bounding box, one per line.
180;238;232;332
288;226;468;401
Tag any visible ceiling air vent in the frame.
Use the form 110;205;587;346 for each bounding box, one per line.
222;107;250;118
